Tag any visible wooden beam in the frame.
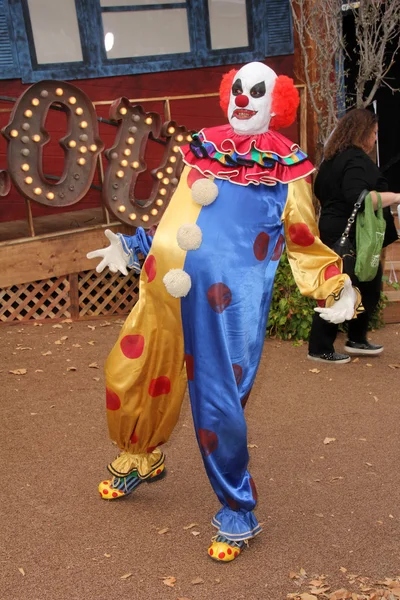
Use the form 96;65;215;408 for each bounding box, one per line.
0;226;130;288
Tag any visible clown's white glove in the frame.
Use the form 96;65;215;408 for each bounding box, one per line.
314;278;356;324
86;229;129;276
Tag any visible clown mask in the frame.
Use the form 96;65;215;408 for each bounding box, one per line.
228;62;277;135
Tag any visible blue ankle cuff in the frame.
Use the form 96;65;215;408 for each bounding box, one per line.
212;506;262;541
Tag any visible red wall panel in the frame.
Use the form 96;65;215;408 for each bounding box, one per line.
0;56;295;223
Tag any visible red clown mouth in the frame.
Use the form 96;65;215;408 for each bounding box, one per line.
232;108;257;120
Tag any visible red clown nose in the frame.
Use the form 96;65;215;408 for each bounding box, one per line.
234;94;249;107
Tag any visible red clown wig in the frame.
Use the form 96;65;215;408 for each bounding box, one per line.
219;68;299;131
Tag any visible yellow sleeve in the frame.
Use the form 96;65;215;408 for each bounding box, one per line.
282;178;361;311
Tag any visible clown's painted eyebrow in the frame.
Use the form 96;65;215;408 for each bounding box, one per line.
232;78;243;96
250;81;266;98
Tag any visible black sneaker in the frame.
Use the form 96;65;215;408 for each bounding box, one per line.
307;352;351;364
344;340;384;356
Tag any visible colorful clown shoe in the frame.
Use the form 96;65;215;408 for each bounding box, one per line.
98;463;166;500
208;535;246;562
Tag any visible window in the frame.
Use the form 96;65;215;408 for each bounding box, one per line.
1;0;293;82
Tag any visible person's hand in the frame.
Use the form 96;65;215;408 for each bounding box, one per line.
86;229;129;276
314;278;356;324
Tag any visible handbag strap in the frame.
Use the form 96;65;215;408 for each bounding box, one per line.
337;189;369;247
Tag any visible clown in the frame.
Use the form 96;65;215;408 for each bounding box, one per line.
88;62;360;562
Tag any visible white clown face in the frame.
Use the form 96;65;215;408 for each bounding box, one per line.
228;62;277;135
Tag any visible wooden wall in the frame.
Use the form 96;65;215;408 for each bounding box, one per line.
0;56;296;225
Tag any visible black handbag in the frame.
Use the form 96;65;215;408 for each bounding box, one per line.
332;189;368;278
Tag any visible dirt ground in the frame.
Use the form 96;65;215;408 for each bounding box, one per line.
1;318;400;600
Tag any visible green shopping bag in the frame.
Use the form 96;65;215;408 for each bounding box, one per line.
355;192;386;282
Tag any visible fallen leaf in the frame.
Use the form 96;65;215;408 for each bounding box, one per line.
42;351;52;356
88;341;95;345
358;438;367;442
35;369;44;373
120;573;133;580
72;344;82;348
158;527;170;535
9;369;27;375
104;553;111;558
315;513;324;518
191;531;200;536
52;324;63;329
247;443;258;448
366;462;373;467
183;523;199;530
352;358;360;363
16;346;32;351
366;363;372;367
18;568;25;576
191;577;204;585
89;362;99;369
67;367;77;372
93;377;100;382
373;396;379;401
309;368;321;373
100;322;111;327
298;594;318;600
323;437;336;445
88;325;96;331
60;336;68;341
340;567;348;573
388;364;400;369
162;576;176;588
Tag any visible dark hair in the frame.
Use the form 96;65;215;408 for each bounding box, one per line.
324;108;378;160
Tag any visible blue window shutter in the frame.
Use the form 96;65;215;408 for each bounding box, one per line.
264;0;294;57
0;0;20;79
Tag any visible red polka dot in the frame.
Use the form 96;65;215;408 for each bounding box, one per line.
272;234;284;261
144;255;157;282
207;283;232;314
198;428;219;456
146;446;156;453
149;376;171;397
112;492;118;498
234;551;238;557
241;389;251;409
156;469;161;475
288;223;315;247
227;548;232;555
103;489;109;495
250;477;258;502
232;364;242;386
317;299;326;308
185;354;194;380
106;388;121;411
130;430;138;444
226;495;240;511
209;548;214;556
253;232;270;261
102;481;108;485
120;334;145;359
324;264;341;280
218;552;225;559
187;168;207;188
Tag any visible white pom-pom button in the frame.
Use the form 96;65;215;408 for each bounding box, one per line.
163;269;192;298
191;178;218;206
176;223;202;251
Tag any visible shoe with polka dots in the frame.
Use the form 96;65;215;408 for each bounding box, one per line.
98;463;166;499
207;535;245;562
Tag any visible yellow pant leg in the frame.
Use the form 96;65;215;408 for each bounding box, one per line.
104;167;201;476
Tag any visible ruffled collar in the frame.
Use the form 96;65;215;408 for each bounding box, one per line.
180;124;314;186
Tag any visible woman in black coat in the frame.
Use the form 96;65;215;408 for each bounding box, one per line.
308;108;400;363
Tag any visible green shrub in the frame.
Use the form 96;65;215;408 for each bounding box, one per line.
266;251;390;341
